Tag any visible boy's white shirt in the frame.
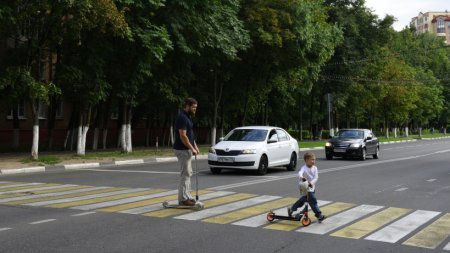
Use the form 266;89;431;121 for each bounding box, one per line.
298;164;318;192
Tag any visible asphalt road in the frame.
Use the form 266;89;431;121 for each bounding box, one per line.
1;139;449;253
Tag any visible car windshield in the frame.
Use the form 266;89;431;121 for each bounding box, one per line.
335;130;364;139
223;129;268;142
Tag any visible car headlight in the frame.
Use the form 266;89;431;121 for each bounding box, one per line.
241;149;257;154
349;143;360;148
208;147;216;154
325;142;332;147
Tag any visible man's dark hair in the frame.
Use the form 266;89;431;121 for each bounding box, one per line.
184;97;198;107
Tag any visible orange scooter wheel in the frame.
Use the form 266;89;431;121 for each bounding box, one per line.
267;212;275;222
301;217;311;226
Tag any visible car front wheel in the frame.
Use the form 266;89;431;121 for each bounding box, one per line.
256;155;268;175
286;153;297;171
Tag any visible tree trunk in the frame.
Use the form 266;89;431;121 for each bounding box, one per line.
77;108;91;156
30;100;39;160
121;102;133;153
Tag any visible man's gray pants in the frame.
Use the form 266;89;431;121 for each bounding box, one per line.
174;149;193;202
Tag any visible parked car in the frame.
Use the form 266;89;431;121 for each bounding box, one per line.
208;126;299;175
325;129;379;160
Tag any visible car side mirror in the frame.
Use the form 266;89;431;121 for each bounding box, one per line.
366;136;372;140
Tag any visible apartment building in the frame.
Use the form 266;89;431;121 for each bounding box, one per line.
410;11;450;44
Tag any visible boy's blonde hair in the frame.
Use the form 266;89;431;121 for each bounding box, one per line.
303;152;316;161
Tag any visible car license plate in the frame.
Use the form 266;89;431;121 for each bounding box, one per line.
334;148;346;153
218;157;235;163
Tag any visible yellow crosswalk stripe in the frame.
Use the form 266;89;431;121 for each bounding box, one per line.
47;189;167;208
143;193;257;218
0;183;58;192
403;213;450;249
0;185;92;199
5;187;126;205
331;207;411;239
264;202;355;231
202;197;297;224
98;190;211;212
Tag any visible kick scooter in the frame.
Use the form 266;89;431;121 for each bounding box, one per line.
162;154;205;210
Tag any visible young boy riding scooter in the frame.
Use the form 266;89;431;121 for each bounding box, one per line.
288;152;326;221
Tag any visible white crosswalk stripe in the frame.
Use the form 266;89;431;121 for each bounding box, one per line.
0;182;44;189
24;188;149;207
71;190;181;211
232;200;331;228
119;191;235;214
297;204;384;234
0;184;77;195
365;210;441;243
0;187;111;203
175;195;281;221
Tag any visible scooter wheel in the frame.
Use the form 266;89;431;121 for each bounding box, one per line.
267;212;275;222
301;217;311;226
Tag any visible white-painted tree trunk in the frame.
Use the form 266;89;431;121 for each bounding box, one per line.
31;124;39;160
405;127;409;137
77;124;89;155
394;127;397;138
211;127;216;145
92;127;99;150
385;127;389;138
126;124;132;153
120;123;126;152
169;125;174;146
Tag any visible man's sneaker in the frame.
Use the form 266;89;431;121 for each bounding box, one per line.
287;207;293;217
318;215;326;222
179;199;196;206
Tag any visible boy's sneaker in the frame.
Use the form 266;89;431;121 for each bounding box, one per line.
287;207;293;217
318;215;326;222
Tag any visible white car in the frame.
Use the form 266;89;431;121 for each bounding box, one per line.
208;126;299;175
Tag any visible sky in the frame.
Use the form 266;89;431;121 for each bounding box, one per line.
364;0;449;31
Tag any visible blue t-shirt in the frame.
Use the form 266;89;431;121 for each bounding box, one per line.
173;110;195;150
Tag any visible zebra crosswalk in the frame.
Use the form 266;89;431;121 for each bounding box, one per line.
0;181;449;251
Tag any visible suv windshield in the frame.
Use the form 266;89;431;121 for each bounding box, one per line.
335;130;364;139
224;129;268;142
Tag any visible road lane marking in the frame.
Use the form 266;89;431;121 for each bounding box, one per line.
444;241;450;251
403;213;450;249
29;219;56;224
65;168;179;174
129;191;235;215
395;187;408;192
264;201;346;231
202;197;295;224
47;189;159;208
427;179;437;182
71;212;96;216
174;195;273;221
297;204;384;234
365;210;441;243
331;207;411;239
0;227;12;232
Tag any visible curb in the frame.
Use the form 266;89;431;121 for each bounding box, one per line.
1;137;448;176
0;155;208;175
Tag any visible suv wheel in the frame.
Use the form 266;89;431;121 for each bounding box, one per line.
373;147;379;159
360;148;366;161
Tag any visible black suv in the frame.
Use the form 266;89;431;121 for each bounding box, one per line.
325;129;379;160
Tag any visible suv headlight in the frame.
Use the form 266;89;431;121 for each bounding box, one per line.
325;142;332;147
349;143;360;148
241;149;257;154
208;147;216;154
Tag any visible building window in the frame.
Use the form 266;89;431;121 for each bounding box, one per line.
7;101;26;119
437;19;445;33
